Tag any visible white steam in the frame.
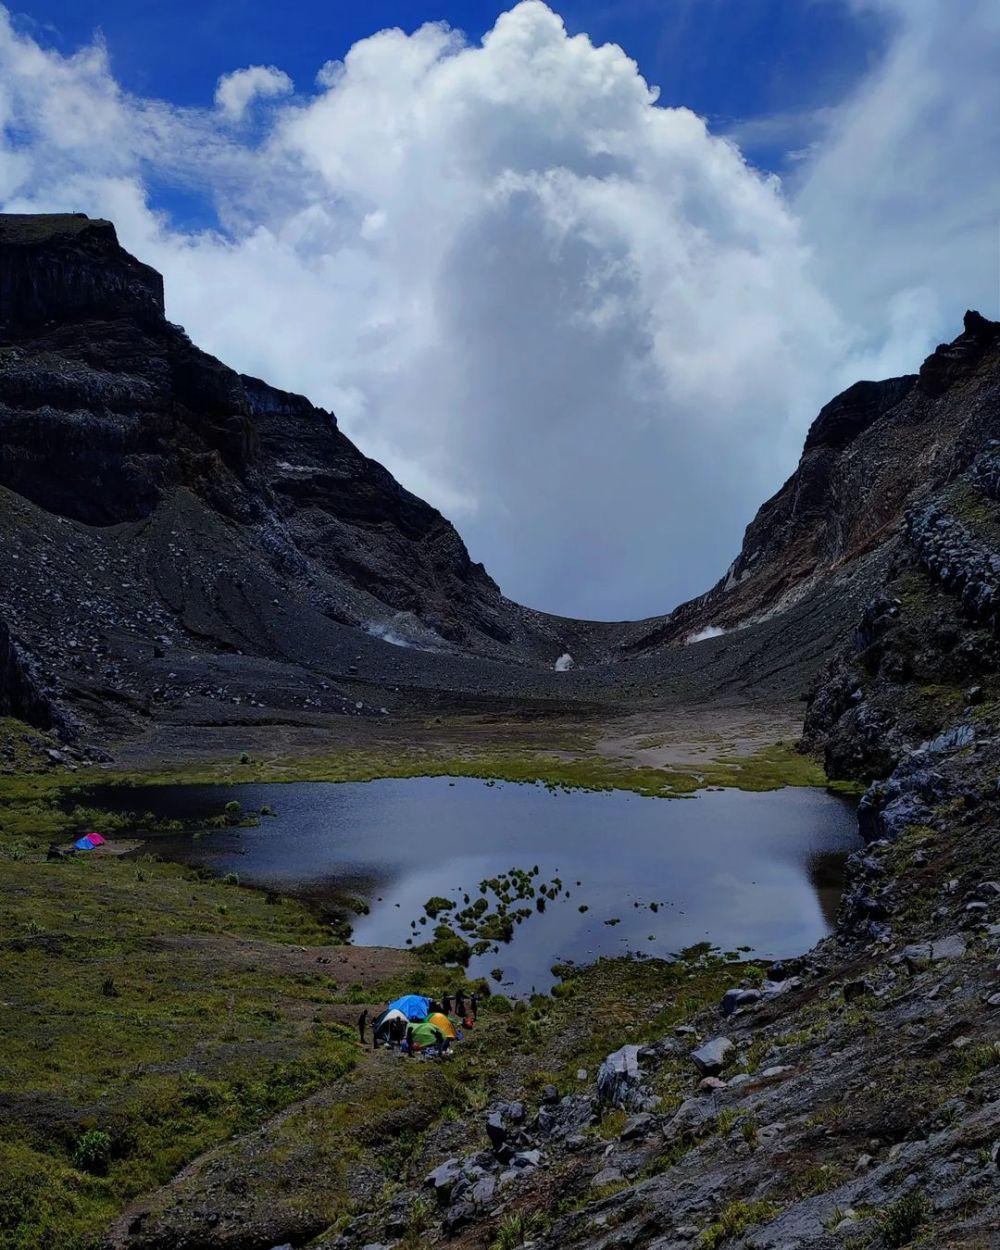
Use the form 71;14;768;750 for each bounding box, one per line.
685;625;726;645
364;613;445;652
554;652;574;671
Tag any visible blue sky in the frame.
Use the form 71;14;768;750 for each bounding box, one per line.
11;0;886;174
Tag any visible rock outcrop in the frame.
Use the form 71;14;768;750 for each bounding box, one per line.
627;311;1000;651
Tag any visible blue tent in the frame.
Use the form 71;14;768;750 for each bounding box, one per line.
386;994;431;1021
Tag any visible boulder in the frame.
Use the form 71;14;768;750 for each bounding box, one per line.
470;1174;496;1205
485;1111;507;1154
620;1112;656;1140
690;1036;734;1076
442;1203;475;1235
720;987;762;1016
424;1157;463;1200
597;1044;646;1110
903;934;967;971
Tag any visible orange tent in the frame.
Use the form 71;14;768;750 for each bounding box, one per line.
426;1012;457;1038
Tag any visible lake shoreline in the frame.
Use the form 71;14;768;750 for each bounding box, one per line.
83;774;861;995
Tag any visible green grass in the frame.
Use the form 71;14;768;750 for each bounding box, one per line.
0;712;847;1249
16;737;840;801
0;785;384;1249
490;1210;549;1250
877;1191;929;1248
696;1199;781;1247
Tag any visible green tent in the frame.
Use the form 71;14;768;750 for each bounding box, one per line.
407;1021;446;1049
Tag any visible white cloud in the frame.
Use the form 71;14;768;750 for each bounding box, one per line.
794;0;1000;371
214;64;293;120
0;1;993;619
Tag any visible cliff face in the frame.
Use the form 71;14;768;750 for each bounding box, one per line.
628;312;1000;650
0;214;164;328
2;215;625;738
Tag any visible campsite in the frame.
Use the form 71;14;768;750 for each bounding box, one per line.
2;3;999;1245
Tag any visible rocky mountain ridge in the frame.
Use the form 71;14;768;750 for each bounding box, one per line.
0;214;639;742
629;311;1000;651
1;213;999;760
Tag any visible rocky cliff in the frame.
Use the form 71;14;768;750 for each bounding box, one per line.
627;312;1000;650
0;214;636;743
2;212;999;754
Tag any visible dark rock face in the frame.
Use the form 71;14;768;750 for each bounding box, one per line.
1;213;634;737
0;214;163;328
2;211;999;750
802;375;917;453
627;313;1000;651
0;615;62;731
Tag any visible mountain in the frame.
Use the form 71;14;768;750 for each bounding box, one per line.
626;311;1000;651
1;212;999;754
0;214;631;742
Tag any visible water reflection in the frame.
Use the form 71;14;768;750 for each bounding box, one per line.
87;777;859;993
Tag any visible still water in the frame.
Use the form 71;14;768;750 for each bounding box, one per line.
90;777;859;993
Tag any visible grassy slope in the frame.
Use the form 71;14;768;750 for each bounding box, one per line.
91;738;841;797
0;716;842;1248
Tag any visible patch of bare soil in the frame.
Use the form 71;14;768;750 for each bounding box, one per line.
593;703;801;769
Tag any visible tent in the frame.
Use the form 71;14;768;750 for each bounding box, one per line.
372;1008;408;1042
407;1021;446;1049
426;1012;457;1039
73;832;106;851
386;994;431;1022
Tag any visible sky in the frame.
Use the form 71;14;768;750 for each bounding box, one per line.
0;1;997;620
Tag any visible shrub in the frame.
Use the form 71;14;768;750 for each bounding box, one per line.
878;1191;928;1248
223;801;243;825
72;1129;113;1175
490;1211;548;1250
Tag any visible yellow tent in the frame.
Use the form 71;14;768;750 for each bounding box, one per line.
427;1011;457;1038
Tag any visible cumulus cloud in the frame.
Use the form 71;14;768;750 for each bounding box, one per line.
0;2;993;618
793;0;1000;373
214;64;293;120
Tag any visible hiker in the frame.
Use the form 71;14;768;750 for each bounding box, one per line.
470;992;478;1021
442;993;453;1016
455;989;466;1017
357;1009;368;1045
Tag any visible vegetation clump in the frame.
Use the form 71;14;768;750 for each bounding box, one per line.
877;1192;929;1248
72;1130;113;1175
696;1199;780;1248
